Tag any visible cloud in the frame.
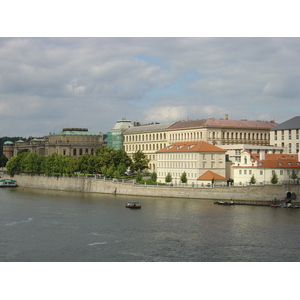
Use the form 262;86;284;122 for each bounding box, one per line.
0;37;300;137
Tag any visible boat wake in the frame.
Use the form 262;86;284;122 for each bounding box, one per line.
5;218;33;226
87;242;108;246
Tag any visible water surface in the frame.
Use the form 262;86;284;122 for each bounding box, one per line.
1;187;300;262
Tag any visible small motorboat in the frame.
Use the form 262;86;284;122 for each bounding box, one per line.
214;200;234;205
126;201;141;209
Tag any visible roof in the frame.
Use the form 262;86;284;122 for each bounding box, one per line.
110;119;134;132
197;171;228;181
270;116;300;131
53;128;98;136
168;118;277;130
3;141;13;145
124;122;174;134
157;141;227;153
250;154;300;168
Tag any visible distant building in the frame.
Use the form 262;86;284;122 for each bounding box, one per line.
123;122;174;171
233;151;300;186
156;141;227;185
3;128;103;159
270;116;300;154
167;115;277;146
122;115;278;172
107;119;134;150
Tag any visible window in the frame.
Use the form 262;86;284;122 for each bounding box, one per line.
260;170;263;175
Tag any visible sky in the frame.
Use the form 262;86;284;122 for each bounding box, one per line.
1;2;300;141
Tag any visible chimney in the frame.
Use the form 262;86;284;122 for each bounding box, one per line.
260;152;265;161
225;114;228;120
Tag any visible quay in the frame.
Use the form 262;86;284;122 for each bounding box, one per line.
10;174;300;201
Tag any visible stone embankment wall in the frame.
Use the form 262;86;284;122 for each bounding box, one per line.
12;174;300;201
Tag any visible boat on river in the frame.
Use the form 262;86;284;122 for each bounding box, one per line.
126;201;141;209
214;200;234;205
0;179;18;187
270;203;300;209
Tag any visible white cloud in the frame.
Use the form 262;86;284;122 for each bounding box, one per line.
0;37;300;137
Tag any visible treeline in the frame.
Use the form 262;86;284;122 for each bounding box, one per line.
6;146;150;178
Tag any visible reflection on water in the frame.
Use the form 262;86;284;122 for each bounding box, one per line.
1;187;300;262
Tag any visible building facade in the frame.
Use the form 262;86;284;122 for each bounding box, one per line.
107;119;134;150
233;151;300;186
156;141;227;185
123;122;174;171
270;116;300;154
167;116;277;146
3;128;103;159
122;116;278;172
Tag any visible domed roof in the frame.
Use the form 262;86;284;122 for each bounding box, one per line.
4;141;14;145
16;140;25;143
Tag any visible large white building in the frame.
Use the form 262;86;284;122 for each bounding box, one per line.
233;151;300;186
156;141;227;186
270;116;300;154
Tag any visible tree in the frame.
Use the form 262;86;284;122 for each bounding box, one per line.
165;172;172;184
180;172;187;184
289;170;298;183
135;170;142;182
132;150;150;172
271;171;279;184
150;171;157;182
250;174;256;185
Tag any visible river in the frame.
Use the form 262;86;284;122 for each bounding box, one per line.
1;187;300;262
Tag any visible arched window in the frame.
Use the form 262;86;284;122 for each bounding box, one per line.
73;149;77;156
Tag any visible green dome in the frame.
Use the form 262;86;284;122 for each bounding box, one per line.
4;141;14;145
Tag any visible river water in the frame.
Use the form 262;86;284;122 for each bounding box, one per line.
1;187;300;262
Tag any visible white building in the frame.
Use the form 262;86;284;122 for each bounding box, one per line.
270;116;300;154
233;151;300;186
156;141;227;186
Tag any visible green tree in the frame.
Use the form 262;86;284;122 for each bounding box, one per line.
135;170;142;182
150;171;157;182
165;172;172;184
271;171;279;184
180;172;187;184
132;150;150;172
289;170;298;183
6;156;20;176
250;174;256;185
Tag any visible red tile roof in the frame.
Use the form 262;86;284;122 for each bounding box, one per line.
250;154;300;168
197;170;227;181
168;118;277;130
156;141;227;153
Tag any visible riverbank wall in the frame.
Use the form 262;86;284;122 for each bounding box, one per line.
11;174;300;201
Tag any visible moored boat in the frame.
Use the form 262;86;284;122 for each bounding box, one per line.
0;179;18;187
126;201;141;209
214;200;234;205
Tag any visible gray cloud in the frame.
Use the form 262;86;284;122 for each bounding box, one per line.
0;37;299;137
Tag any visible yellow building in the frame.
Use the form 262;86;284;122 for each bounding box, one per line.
156;141;227;185
123;116;278;172
123;123;174;171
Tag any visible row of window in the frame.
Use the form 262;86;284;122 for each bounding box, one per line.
125;133;167;142
125;143;166;152
274;129;299;140
238;169;299;176
158;172;198;179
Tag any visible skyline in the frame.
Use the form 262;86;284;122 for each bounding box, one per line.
1;37;299;138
